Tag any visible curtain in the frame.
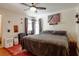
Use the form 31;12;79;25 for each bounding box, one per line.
39;18;42;33
25;18;28;35
32;19;35;34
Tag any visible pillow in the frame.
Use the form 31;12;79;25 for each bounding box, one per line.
41;30;54;34
53;31;67;35
41;30;67;36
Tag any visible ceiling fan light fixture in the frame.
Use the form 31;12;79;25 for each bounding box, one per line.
30;7;36;12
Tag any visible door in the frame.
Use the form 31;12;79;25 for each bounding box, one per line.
0;15;2;47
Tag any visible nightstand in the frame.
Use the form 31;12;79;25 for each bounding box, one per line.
18;33;26;49
69;40;78;56
18;33;26;44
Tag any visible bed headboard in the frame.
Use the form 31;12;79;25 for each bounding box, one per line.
41;30;67;36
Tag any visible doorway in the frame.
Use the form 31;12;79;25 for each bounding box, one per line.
0;15;2;47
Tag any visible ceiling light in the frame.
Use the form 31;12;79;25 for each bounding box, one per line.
30;7;36;12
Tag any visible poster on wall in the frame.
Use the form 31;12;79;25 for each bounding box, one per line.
48;13;60;25
14;25;18;33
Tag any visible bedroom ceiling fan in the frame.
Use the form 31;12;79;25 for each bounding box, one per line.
21;3;46;12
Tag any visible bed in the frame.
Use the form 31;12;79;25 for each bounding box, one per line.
21;31;69;56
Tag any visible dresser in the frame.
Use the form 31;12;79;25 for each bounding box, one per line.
69;39;78;56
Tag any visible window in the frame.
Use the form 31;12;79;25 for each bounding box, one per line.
35;20;39;34
27;19;32;34
27;18;39;35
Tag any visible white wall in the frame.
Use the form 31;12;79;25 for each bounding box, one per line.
0;8;26;47
75;6;79;48
39;8;77;41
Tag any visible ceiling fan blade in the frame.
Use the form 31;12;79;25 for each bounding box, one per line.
36;7;46;10
24;8;30;11
21;3;31;7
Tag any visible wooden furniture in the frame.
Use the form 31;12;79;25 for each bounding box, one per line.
69;41;77;56
69;39;78;56
18;33;26;44
18;33;26;49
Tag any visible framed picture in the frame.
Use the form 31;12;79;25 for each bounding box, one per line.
14;25;18;33
48;13;60;25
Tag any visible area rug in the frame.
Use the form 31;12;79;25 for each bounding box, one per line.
16;51;33;56
5;44;33;56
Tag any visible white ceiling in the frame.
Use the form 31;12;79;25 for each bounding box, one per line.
0;3;78;16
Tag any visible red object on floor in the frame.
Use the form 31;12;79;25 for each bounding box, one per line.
5;44;33;56
16;51;32;56
5;44;22;55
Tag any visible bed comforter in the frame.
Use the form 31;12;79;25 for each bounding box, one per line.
21;34;69;56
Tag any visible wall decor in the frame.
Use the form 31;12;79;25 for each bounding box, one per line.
48;13;60;25
21;18;23;24
8;20;10;23
7;29;10;32
75;14;79;24
21;18;23;20
14;25;18;33
21;22;23;24
76;21;79;23
75;14;78;18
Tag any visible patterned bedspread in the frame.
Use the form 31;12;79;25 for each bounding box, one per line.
21;34;69;56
